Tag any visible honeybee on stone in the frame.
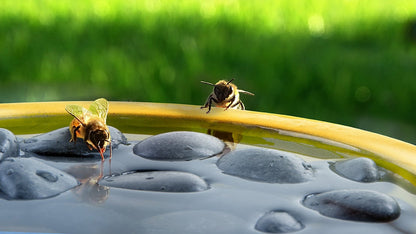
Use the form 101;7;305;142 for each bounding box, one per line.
65;98;111;161
200;79;254;113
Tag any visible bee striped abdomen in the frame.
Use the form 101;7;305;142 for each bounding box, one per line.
225;91;244;110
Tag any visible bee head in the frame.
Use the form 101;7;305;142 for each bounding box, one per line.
214;79;234;101
85;119;110;149
89;129;110;151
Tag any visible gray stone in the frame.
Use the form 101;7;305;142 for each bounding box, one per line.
333;157;380;182
303;189;400;222
133;131;224;161
20;126;127;158
0;157;79;199
216;147;314;183
255;211;304;233
0;128;20;161
100;171;209;192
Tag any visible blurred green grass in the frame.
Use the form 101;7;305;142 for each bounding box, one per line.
1;0;416;143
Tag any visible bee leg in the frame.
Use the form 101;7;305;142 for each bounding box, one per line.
204;96;215;114
201;95;215;113
99;149;105;161
225;101;233;111
206;100;214;113
70;125;81;143
200;99;210;109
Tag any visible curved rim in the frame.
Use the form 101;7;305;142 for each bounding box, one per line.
1;101;416;177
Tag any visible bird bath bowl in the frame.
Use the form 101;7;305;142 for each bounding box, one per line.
0;101;415;233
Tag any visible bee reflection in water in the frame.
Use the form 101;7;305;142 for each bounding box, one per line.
207;129;242;153
67;162;110;204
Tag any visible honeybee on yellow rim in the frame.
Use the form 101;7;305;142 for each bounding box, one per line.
200;78;254;113
65;98;111;161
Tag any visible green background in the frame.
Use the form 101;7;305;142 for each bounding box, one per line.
1;0;416;144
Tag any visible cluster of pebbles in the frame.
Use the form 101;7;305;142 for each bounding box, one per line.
0;127;414;233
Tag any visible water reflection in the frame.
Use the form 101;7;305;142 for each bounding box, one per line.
207;129;242;153
66;161;110;204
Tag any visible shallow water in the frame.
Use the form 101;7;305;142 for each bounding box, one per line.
0;130;416;233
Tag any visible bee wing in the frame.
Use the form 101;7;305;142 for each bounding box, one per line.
238;89;255;96
88;98;109;122
65;104;88;126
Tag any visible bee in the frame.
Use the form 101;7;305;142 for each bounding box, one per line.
65;98;111;161
200;78;254;113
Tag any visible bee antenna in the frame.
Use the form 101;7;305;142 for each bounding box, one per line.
200;81;215;86
227;78;235;85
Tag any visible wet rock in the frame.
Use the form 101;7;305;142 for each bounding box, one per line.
133;131;224;161
333;158;380;182
255;211;304;233
20;126;127;158
100;171;209;192
303;189;400;222
216;147;313;183
0;157;78;199
0;128;20;161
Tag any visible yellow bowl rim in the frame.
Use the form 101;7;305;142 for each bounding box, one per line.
1;101;415;177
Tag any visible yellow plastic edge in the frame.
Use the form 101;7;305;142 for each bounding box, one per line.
1;101;415;176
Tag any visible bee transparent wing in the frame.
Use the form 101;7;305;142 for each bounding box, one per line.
238;89;255;96
89;98;109;122
65;104;88;125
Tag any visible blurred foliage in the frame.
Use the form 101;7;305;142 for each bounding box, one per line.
0;0;416;143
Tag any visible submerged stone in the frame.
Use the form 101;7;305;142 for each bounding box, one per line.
100;171;209;192
303;189;400;222
333;157;380;182
255;211;304;233
216;147;313;183
0;128;20;161
20;126;127;158
0;157;78;199
133;131;224;161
